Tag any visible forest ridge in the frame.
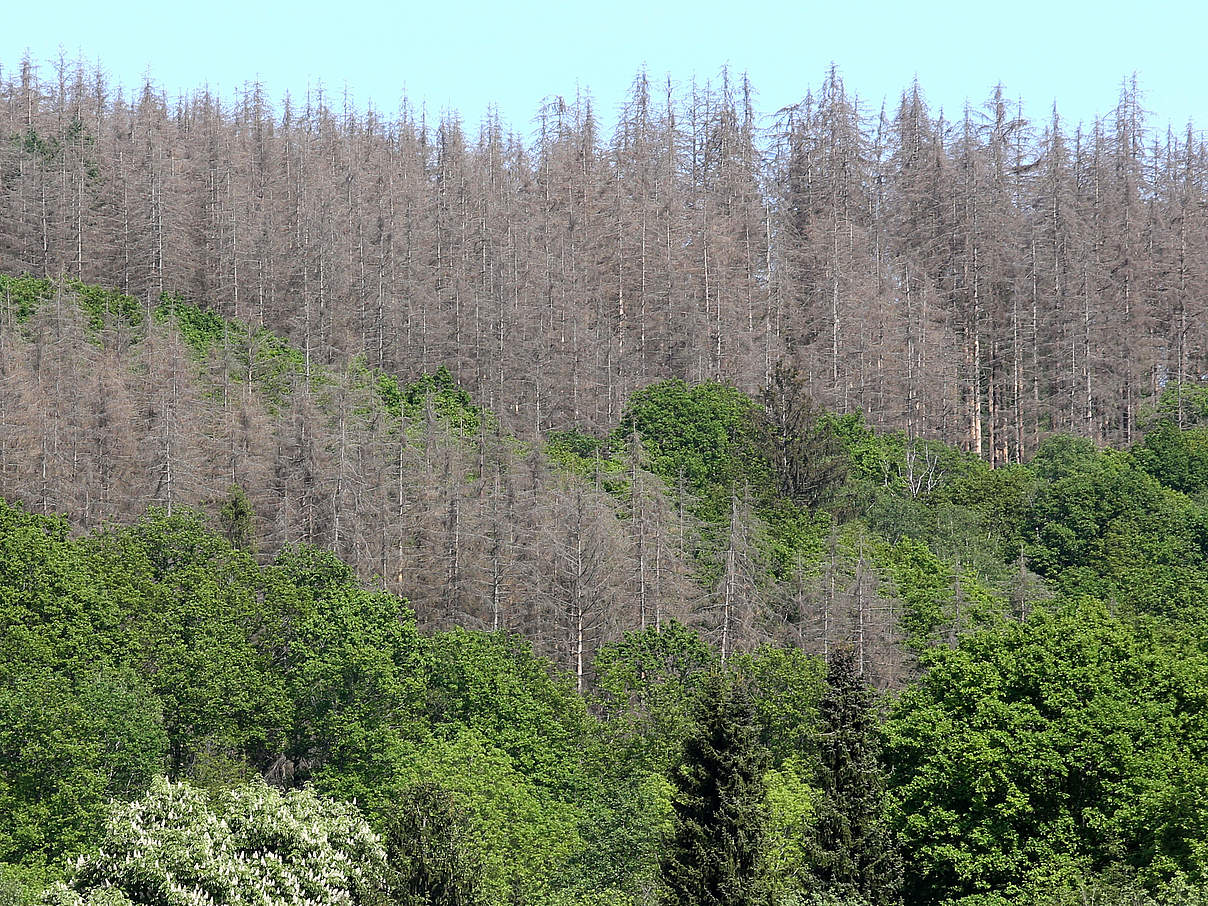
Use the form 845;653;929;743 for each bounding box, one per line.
2;60;1205;454
8;54;1208;906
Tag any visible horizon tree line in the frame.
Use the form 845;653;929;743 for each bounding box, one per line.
3;55;1205;457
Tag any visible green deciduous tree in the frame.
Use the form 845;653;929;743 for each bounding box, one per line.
43;779;389;906
882;599;1208;904
615;379;772;524
593;622;719;776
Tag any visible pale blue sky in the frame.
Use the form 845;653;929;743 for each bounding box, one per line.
3;0;1204;139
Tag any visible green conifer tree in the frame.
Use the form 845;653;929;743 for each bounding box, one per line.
806;645;902;906
383;783;483;906
218;483;255;552
660;670;768;906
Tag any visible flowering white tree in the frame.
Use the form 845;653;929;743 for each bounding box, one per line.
43;779;388;906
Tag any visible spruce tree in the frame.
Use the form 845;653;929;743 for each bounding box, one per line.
218;483;255;551
807;645;902;906
660;670;768;906
383;783;483;906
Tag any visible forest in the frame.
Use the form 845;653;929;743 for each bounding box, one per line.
3;54;1208;906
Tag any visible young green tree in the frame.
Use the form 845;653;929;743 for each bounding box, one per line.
660;670;768;906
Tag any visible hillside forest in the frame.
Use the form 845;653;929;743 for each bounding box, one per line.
4;56;1208;906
